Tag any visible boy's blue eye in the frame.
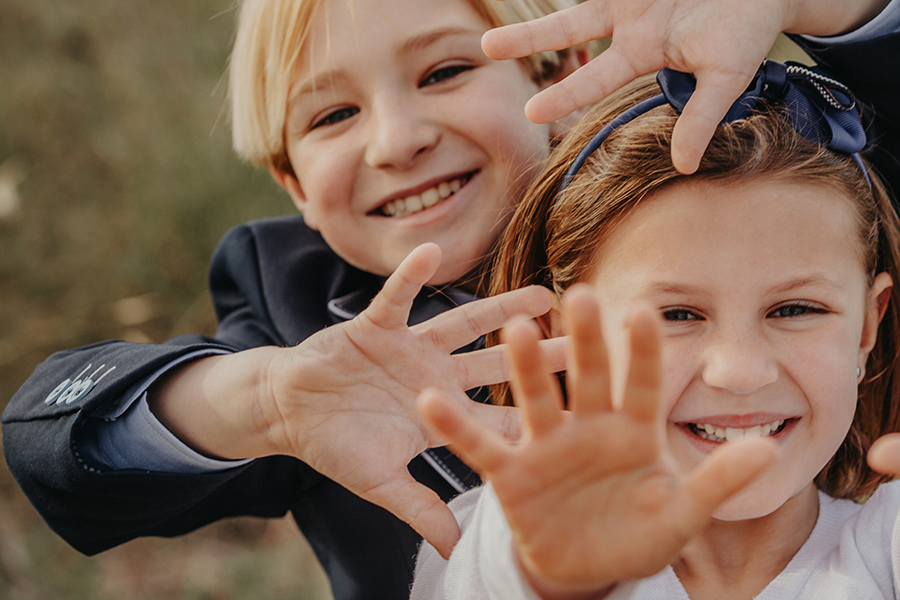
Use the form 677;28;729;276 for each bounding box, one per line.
312;107;359;130
420;64;473;87
768;303;825;318
662;308;700;322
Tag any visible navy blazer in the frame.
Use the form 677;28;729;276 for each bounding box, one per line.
3;218;482;600
4;31;899;600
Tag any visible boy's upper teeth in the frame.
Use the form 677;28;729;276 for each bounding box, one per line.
382;176;463;217
692;419;785;443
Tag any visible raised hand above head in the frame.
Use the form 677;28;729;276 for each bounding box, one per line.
418;285;776;598
482;0;891;174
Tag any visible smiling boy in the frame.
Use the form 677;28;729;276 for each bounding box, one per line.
274;0;557;283
2;0;581;597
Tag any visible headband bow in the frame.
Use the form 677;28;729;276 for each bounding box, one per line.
560;60;869;195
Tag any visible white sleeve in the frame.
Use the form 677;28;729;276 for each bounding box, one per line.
411;484;651;600
803;0;900;44
411;484;542;600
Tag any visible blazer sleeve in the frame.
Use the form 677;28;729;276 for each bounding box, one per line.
1;223;324;555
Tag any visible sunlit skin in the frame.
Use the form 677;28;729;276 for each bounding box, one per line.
586;178;891;597
277;0;554;284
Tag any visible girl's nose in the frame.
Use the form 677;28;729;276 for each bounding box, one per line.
365;98;440;170
701;330;779;395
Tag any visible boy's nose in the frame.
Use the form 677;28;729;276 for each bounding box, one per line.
701;330;779;395
365;99;440;170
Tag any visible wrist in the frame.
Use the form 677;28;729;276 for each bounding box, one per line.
147;347;283;460
517;551;615;600
783;0;891;36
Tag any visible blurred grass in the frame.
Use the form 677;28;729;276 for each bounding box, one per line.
0;1;331;598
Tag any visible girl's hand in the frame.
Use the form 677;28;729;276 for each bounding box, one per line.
482;0;889;174
868;434;900;477
418;285;775;598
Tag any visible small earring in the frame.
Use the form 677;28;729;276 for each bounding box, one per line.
857;366;863;379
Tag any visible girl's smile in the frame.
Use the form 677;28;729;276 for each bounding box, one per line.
586;177;891;522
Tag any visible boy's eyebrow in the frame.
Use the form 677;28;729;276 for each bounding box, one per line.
290;28;480;104
291;71;351;103
399;26;481;55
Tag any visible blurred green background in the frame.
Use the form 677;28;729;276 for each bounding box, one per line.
0;1;331;598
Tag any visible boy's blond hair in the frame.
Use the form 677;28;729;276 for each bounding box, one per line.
229;0;577;174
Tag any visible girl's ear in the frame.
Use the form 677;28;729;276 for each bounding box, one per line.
536;294;564;339
858;272;893;368
542;47;590;142
270;167;319;230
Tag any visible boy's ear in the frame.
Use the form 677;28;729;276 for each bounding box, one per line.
858;272;893;369
270;167;318;230
542;47;590;142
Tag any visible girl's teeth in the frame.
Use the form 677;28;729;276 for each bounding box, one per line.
692;419;785;443
382;176;466;217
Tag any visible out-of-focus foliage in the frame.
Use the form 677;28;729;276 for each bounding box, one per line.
0;1;331;598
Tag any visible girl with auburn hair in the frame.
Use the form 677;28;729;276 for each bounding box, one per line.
413;59;900;599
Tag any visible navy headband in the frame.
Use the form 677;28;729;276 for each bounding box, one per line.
559;60;870;195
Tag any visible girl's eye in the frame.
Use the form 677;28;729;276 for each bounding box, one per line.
662;308;702;322
420;64;473;87
767;303;827;319
311;106;359;130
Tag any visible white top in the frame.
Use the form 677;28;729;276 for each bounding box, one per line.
411;480;900;600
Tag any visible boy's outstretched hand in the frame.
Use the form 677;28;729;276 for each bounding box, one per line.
268;243;565;555
418;285;776;598
152;243;564;559
483;0;888;174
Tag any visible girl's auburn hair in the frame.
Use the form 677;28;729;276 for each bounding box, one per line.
488;76;900;501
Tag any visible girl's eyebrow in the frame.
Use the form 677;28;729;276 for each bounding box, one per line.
764;276;842;295
634;276;841;299
632;282;706;299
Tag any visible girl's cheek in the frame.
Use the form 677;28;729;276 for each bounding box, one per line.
660;344;696;414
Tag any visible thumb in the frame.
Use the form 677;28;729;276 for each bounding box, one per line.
364;472;462;559
677;437;777;527
365;243;442;329
868;434;900;477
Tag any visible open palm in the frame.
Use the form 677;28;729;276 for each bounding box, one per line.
263;243;565;557
419;285;776;594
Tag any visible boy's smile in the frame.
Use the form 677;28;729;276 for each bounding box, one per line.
585;177;891;522
280;0;553;284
